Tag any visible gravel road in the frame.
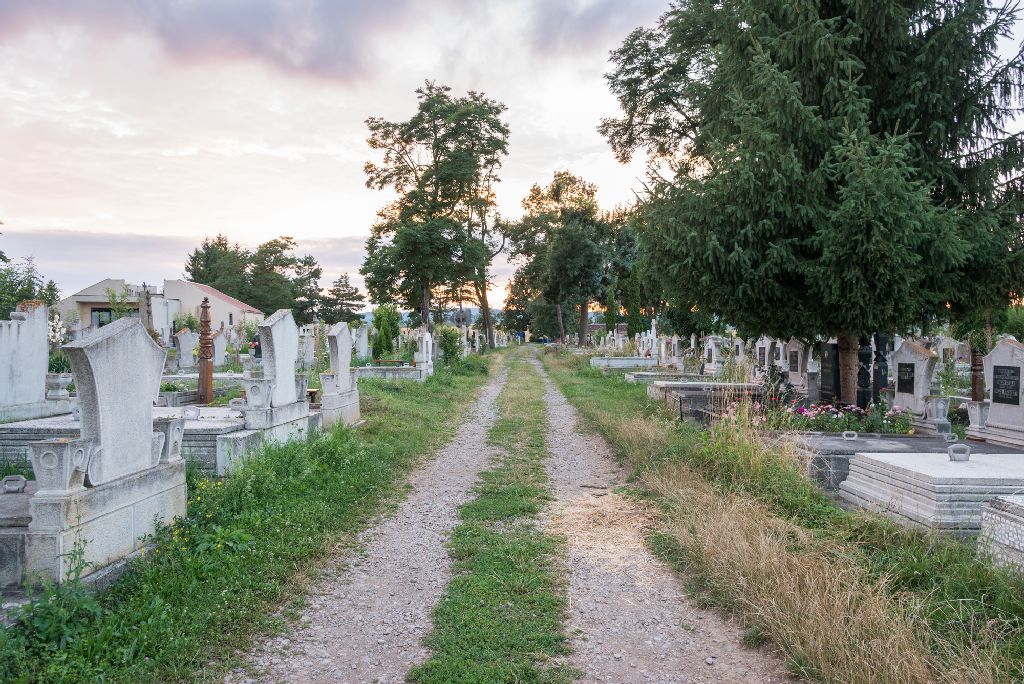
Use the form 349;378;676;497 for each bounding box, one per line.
535;358;792;684
229;369;508;684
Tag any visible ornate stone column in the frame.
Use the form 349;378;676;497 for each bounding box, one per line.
198;297;213;404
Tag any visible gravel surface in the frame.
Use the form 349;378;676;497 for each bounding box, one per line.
228;369;508;684
535;358;793;684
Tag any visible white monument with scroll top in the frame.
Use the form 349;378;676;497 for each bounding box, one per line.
0;318;187;587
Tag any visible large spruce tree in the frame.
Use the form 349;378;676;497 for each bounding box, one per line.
603;0;1024;403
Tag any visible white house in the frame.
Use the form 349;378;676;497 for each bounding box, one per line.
58;279;263;344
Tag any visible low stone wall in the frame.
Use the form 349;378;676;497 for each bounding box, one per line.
356;365;427;382
979;496;1024;570
157;386;234;407
589;356;660;369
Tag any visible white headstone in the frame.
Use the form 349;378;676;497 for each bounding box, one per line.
890;340;937;417
0;301;47;411
212;329;227;367
327;322;353;393
62;318;166;486
259;309;300;407
174;329;198;370
355;326;369;358
982;337;1024;447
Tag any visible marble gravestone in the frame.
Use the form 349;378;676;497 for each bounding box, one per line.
890;341;935;416
320;322;360;428
354;326;369;359
17;318;186;585
259;309;300;408
415;328;434;376
890;340;949;434
0;301;69;421
211;328;227;367
982;337;1024;448
174;328;198;370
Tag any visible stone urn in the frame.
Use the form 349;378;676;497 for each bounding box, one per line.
45;372;73;400
926;395;951;419
966;400;991;430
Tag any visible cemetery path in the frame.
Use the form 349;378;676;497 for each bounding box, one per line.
229;368;509;684
535;359;792;684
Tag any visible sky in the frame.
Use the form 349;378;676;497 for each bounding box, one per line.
0;0;664;309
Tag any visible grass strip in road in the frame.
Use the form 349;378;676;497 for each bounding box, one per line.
0;356;492;683
542;349;1024;684
409;353;576;684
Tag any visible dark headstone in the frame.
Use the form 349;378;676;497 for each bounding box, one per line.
856;337;873;409
872;333;889;404
788;350;799;374
758;347;766;367
993;365;1021;406
897;362;915;395
819;342;841;403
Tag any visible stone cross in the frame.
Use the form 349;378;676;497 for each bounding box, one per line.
59;318;166;486
259;309;300;407
198;297;213;404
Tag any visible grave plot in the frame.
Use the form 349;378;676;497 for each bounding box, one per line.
839;449;1024;536
319;322;360;428
0;308;321;477
792;432;1023;491
355;326;433;382
0;318;186;589
979;496;1024;570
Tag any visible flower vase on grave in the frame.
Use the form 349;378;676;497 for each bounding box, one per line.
45;373;73;400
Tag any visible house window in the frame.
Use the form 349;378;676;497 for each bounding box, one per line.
91;308;114;328
229;312;233;325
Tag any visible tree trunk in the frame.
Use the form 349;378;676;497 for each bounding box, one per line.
477;282;494;349
556;304;565;343
578;299;589;347
971;344;985;401
421;285;431;334
838;333;860;406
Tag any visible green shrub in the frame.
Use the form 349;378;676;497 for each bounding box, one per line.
436;325;463;365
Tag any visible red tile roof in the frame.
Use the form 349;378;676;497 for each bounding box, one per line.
189;281;263;314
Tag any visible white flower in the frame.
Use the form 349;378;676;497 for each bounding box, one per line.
48;315;67;345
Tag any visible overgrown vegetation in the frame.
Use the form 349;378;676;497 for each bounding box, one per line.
543;350;1024;683
410;353;575;683
0;358;493;682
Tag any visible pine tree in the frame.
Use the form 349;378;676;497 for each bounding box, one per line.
322;274;367;324
372;304;401;356
603;0;1024;404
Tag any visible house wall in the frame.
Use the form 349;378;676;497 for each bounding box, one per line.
162;280;264;332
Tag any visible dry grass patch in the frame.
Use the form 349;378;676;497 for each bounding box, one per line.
645;464;1004;684
546;491;656;574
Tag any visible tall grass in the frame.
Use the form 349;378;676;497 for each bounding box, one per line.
542;349;1024;683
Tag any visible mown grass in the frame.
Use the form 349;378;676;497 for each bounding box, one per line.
409;353;576;684
542;350;1024;683
0;355;493;683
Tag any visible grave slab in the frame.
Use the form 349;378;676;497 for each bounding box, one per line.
839;451;1024;535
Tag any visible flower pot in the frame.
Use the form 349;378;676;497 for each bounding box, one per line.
45;372;73;400
966;400;990;430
